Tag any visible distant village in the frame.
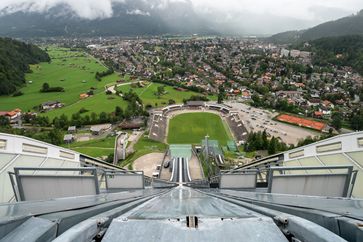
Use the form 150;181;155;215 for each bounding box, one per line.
84;37;362;125
2;37;363;137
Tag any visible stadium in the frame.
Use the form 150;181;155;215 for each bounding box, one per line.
149;101;247;144
0;128;363;241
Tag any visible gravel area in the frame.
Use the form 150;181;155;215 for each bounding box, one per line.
133;153;164;177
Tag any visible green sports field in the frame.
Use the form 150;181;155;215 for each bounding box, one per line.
167;112;232;145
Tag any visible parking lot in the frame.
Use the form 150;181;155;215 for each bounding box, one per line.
225;102;319;145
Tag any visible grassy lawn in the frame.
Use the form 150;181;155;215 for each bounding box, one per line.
0;46;124;117
45;93;128;120
117;82;212;107
119;136;168;168
167;112;231;145
0;46;217;120
62;136;115;158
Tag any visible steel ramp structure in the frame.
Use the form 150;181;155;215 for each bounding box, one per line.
1;184;363;242
1;132;363;241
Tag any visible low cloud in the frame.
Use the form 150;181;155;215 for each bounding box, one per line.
0;0;363;34
0;0;125;19
127;9;150;16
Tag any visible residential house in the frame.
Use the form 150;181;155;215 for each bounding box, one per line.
0;109;22;124
90;124;112;135
63;134;75;144
68;126;77;134
41;101;63;111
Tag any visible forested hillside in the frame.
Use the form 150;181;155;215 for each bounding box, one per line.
305;35;363;75
0;38;50;95
269;10;363;43
300;10;363;41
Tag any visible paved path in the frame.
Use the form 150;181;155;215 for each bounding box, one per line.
105;81;139;94
126;131;144;154
138;83;152;96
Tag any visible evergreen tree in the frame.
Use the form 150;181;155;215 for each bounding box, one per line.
0;116;10;126
268;137;278;155
99;112;109;123
48;129;63;146
262;129;269;148
42;82;50;91
331;112;343;131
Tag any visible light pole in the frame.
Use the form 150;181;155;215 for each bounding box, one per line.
204;135;210;177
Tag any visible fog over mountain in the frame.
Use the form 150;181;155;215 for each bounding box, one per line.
0;0;363;36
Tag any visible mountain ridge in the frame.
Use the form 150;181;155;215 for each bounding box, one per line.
268;10;363;43
0;1;217;37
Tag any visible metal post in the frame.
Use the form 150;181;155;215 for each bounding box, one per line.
204;135;211;178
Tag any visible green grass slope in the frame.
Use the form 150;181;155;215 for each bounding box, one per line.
117;82;207;107
0;47;123;116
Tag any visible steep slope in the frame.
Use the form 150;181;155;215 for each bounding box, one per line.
307;35;363;75
301;10;363;41
267;30;305;44
0;38;50;95
269;10;363;43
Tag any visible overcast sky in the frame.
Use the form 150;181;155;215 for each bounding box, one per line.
0;0;363;34
193;0;363;20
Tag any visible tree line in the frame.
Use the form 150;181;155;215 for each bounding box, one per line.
40;82;65;93
95;68;114;81
244;130;289;155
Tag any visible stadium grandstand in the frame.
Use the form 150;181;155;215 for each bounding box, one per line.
149;102;248;144
0;132;363;242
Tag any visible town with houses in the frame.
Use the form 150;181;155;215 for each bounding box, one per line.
17;38;361;124
1;37;363;161
87;38;363;122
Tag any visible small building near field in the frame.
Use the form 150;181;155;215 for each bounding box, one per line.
41;101;63;111
79;93;89;100
90;124;112;135
0;109;22;124
63;134;75;144
119;118;144;130
68;126;77;133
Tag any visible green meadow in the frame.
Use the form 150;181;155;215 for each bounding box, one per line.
0;47;123;116
0;46;215;121
62;136;116;158
117;82;212;107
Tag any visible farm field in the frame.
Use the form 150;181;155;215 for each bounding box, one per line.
117;82;215;107
167;112;231;145
0;47;123;117
62;136;115;158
